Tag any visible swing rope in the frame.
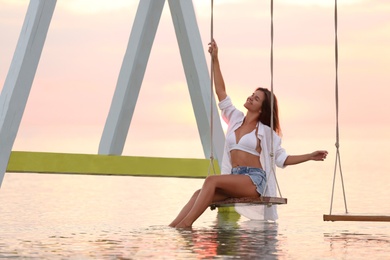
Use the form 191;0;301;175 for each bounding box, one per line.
328;0;348;215
263;0;283;199
208;0;216;176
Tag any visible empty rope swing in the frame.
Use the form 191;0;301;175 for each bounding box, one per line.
323;0;390;222
209;0;287;210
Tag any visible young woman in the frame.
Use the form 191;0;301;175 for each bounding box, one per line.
169;40;328;228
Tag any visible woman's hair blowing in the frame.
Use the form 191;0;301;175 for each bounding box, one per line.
257;87;281;136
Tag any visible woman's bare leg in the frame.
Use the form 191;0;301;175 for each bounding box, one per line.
169;188;227;227
174;174;258;228
169;189;201;227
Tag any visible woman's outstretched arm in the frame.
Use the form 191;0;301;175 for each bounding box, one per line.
284;150;328;166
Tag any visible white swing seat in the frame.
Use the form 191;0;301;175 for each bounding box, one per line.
323;213;390;222
210;196;287;210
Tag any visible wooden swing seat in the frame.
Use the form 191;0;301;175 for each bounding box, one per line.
210;196;287;210
323;214;390;222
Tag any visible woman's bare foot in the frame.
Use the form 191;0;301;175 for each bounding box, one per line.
175;221;192;229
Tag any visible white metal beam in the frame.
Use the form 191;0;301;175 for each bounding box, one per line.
0;0;57;187
98;0;166;155
167;0;224;164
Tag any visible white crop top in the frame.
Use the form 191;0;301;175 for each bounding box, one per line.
226;128;260;156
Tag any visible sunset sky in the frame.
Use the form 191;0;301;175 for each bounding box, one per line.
1;0;389;159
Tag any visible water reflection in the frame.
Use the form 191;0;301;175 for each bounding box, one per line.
176;210;283;259
324;231;390;258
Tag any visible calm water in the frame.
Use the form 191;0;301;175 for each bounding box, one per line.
1;141;390;259
1;174;389;259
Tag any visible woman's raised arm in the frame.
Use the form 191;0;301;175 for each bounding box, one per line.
208;40;227;102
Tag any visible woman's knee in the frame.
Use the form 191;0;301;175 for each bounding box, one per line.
203;175;218;188
192;189;201;198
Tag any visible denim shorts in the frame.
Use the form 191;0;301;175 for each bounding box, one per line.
231;166;266;195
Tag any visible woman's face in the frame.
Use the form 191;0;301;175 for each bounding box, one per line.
244;90;265;114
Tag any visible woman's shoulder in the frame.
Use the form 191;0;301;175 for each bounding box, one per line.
219;96;244;117
258;122;271;131
218;95;232;108
258;123;281;139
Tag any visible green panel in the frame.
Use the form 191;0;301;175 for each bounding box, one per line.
7;151;220;178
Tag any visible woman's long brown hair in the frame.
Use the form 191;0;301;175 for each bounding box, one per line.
257;87;282;136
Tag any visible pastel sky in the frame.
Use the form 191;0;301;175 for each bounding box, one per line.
1;0;389;159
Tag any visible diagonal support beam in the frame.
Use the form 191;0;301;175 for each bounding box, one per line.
0;0;57;188
168;0;224;163
98;0;166;155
